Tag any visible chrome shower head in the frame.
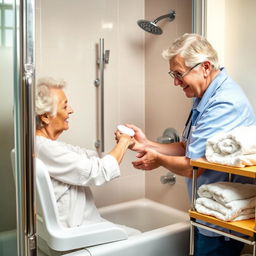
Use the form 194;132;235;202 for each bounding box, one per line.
137;10;176;35
137;20;163;35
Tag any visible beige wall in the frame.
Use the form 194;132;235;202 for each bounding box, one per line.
224;0;256;112
144;0;192;211
36;0;146;207
36;0;192;211
206;0;256;112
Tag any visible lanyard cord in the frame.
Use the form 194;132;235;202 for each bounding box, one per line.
185;110;193;126
182;110;193;141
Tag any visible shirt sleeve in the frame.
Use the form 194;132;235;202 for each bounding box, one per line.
187;101;242;159
36;139;120;186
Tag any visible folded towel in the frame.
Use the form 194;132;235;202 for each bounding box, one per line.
198;182;256;204
195;197;255;221
206;153;256;167
206;126;256;167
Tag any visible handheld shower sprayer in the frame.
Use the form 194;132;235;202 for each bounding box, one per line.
137;10;176;35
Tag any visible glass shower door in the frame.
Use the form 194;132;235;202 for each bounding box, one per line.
13;0;37;255
0;0;37;255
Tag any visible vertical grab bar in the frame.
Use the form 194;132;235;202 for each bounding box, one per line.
95;38;110;153
99;38;105;152
14;0;37;255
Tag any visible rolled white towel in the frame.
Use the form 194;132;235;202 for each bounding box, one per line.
207;126;256;156
206;126;256;167
198;182;256;204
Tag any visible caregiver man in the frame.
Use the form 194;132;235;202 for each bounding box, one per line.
126;33;256;256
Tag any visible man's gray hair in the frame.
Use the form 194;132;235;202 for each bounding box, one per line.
35;77;66;128
162;33;219;70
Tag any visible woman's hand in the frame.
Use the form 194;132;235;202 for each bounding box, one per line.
116;131;135;148
110;132;135;164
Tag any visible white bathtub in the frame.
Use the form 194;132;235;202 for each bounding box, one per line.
81;198;190;256
38;198;190;256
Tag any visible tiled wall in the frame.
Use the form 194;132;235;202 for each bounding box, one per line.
36;0;192;210
36;0;146;207
144;0;192;211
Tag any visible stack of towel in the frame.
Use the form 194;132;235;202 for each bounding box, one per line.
195;182;256;221
206;126;256;167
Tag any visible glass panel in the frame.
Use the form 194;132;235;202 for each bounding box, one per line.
0;10;2;26
4;0;12;4
0;13;16;256
5;28;12;46
5;9;13;27
0;0;17;254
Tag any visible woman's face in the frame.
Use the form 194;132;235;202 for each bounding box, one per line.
48;88;73;134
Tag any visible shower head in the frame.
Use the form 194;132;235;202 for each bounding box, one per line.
137;10;176;35
137;20;163;35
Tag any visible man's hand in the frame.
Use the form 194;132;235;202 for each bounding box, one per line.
132;148;160;170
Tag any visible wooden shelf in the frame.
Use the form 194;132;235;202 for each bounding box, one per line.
189;158;256;254
189;210;256;237
190;158;256;178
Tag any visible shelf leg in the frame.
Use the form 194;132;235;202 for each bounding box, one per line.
191;166;198;210
189;223;195;255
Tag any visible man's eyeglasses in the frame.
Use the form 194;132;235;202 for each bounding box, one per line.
168;62;202;80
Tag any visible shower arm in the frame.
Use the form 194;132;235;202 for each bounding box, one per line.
153;11;175;24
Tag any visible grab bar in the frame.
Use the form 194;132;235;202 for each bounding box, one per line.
95;38;110;153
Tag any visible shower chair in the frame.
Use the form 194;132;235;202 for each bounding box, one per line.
11;150;128;254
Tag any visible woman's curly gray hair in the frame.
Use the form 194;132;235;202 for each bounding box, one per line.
35;77;66;128
162;33;219;70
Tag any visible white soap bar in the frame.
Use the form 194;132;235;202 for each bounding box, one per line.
117;125;135;136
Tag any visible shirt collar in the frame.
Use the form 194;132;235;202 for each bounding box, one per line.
193;67;228;112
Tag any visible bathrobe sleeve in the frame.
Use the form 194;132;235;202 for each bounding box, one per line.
36;137;120;186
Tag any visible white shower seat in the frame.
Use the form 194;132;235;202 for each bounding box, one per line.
11;150;128;252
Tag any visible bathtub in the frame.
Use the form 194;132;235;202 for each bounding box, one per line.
38;198;190;256
80;198;190;256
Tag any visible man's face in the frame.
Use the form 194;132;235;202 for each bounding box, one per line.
169;55;207;98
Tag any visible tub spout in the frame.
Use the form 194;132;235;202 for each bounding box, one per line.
160;172;176;185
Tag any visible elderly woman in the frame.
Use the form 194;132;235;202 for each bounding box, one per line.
35;77;136;232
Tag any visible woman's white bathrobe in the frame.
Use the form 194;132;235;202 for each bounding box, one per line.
35;136;121;228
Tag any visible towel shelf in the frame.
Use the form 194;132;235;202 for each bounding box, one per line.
189;210;255;237
190;158;256;178
189;158;256;256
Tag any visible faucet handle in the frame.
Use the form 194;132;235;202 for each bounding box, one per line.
160;172;176;185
